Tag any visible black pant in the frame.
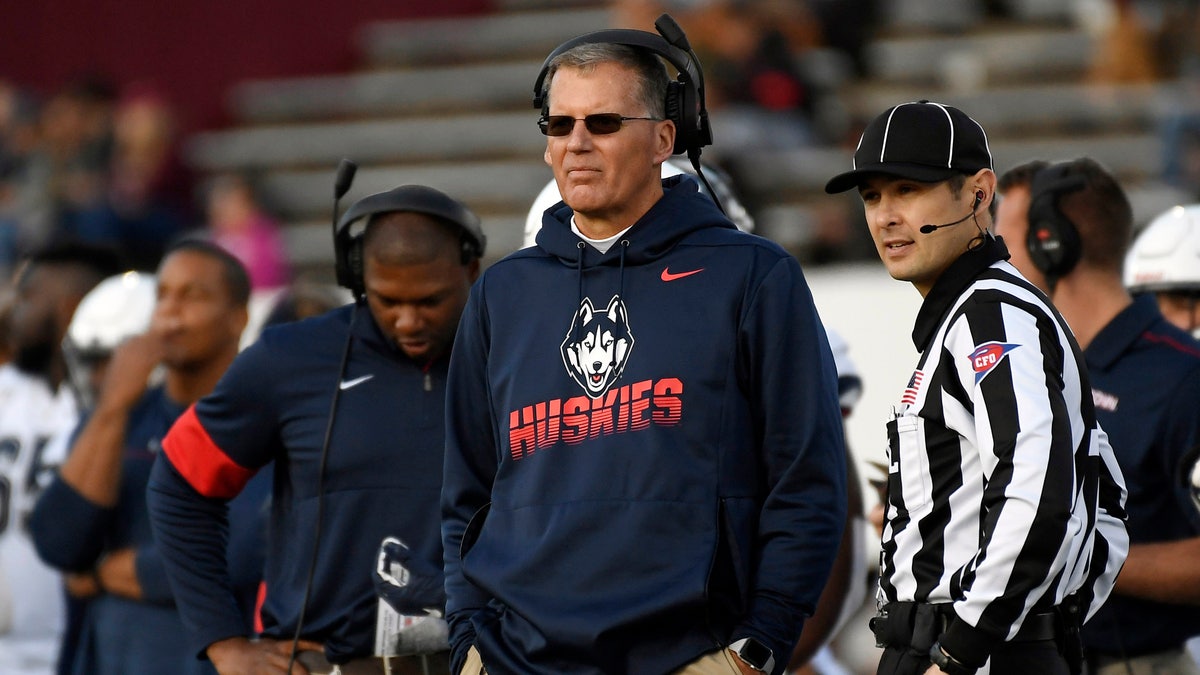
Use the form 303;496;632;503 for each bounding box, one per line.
877;638;1069;675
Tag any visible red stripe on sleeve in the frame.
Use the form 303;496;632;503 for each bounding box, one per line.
254;581;266;634
163;405;256;499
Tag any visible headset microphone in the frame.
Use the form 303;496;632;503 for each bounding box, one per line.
920;191;983;234
334;158;358;200
332;159;358;239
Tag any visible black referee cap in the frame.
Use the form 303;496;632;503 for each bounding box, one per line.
825;100;993;194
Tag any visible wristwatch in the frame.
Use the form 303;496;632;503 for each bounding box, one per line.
729;637;775;673
928;641;975;675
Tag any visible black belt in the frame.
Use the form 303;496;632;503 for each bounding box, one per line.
1012;610;1058;642
871;601;1060;649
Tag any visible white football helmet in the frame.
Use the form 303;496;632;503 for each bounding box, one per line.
522;160;755;248
62;271;157;409
1125;204;1200;293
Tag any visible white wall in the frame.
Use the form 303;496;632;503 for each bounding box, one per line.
805;261;925;510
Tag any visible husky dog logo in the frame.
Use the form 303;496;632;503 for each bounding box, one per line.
561;295;634;398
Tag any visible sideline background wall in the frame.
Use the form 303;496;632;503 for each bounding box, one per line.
806;262;923;510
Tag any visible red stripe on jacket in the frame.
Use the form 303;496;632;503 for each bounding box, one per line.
163;405;255;499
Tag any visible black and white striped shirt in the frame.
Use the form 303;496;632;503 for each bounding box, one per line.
878;235;1128;666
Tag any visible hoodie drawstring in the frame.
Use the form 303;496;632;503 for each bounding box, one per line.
618;239;630;300
574;241;586;344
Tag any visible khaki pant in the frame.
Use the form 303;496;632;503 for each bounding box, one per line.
1089;648;1200;675
457;647;742;675
458;646;485;675
671;649;744;674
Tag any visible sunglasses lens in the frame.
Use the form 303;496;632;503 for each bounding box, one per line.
540;116;570;136
584;114;624;135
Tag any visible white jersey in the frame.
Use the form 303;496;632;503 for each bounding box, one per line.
0;364;78;674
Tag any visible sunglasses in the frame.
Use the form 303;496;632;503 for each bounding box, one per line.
538;113;663;137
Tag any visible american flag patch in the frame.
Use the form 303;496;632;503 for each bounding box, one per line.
901;370;924;405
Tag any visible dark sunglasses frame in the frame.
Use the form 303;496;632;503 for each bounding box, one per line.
538;113;663;137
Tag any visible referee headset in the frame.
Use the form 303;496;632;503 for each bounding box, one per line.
532;13;726;213
1026;163;1087;286
288;160;485;671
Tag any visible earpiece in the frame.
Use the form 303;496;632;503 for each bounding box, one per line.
1026;165;1086;279
532;13;712;156
334;184;486;301
974;191;984;209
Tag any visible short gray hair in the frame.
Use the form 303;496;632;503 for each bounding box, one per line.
542;42;669;119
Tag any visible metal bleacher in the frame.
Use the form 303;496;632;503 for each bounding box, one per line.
184;0;1190;276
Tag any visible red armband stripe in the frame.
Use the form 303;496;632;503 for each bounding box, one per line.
162;405;255;499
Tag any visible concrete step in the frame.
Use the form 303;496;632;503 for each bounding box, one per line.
494;0;601;10
360;7;613;67
228;60;545;123
878;0;986;32
752;181;1191;258
284;212;527;267
843;81;1169;134
186;111;545;171
729;131;1162;200
865;25;1093;86
258;159;552;220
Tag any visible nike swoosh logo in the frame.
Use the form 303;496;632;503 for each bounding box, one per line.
339;374;375;390
660;267;704;282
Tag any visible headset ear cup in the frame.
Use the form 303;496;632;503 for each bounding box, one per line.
1027;221;1058;275
460;237;473;265
347;235;365;299
664;81;684;154
1027;201;1081;278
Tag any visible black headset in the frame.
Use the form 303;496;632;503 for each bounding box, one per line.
531;14;713;157
334;184;486;301
1027;164;1087;279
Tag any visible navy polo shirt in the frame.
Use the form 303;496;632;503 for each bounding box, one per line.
1081;295;1200;655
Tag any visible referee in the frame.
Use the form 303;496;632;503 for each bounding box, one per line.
825;101;1129;675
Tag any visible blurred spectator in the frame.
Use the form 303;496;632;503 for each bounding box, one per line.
63;84;194;272
203;173;290;290
1085;0;1159;85
612;0;831;151
1158;5;1200;198
0;83;44;273
38;75;117;224
807;0;879;78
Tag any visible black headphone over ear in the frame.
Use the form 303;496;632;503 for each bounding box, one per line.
1026;164;1087;279
974;190;984;209
334;185;486;300
532;14;713;157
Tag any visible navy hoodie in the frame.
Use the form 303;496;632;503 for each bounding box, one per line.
441;178;847;674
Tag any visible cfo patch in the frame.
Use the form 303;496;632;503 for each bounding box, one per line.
969;341;1020;384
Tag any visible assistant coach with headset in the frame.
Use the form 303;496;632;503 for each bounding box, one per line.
441;15;846;675
147;183;485;675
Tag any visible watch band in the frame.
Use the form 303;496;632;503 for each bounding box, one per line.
928;641;975;675
729;637;775;673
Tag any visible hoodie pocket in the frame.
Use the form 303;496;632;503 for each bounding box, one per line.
710;498;756;618
460;502;491;559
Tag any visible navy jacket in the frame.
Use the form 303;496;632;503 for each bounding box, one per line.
441;178;847;674
147;305;447;663
1081;295;1200;655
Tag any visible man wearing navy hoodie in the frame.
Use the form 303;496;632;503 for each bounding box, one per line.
441;26;847;675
